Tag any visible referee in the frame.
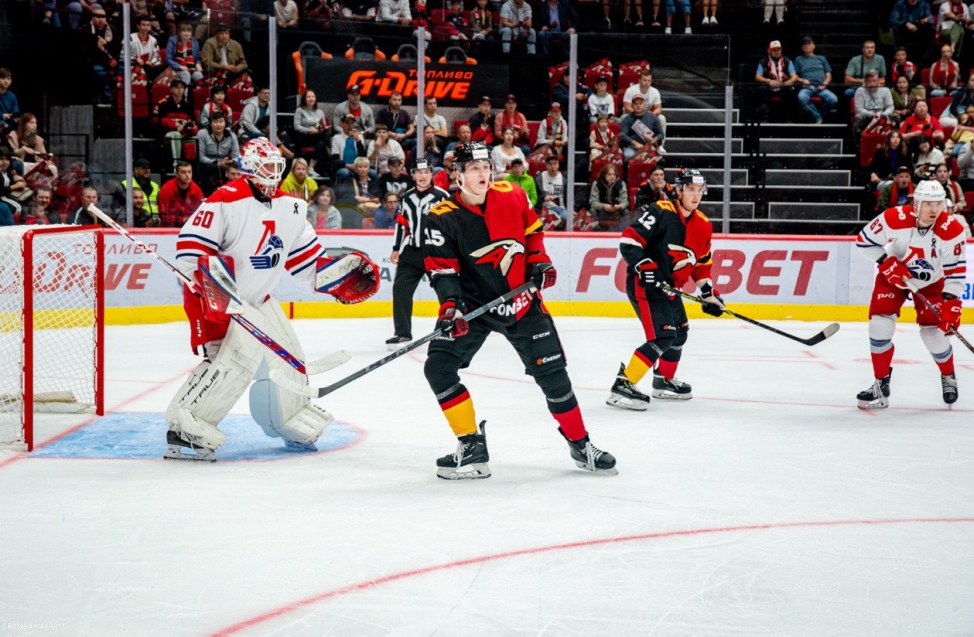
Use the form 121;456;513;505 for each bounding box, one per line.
385;157;450;350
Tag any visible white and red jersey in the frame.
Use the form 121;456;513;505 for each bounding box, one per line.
175;178;323;306
856;205;968;297
130;33;161;66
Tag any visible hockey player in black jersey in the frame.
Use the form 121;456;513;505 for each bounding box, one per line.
422;141;616;479
385;157;450;350
609;168;724;410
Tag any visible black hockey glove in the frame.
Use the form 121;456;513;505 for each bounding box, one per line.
634;258;659;288
528;261;557;290
698;281;725;317
437;299;469;337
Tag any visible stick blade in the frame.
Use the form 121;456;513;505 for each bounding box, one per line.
306;350;352;375
803;322;840;346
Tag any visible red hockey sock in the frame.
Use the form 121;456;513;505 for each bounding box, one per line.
553;405;586;442
935;355;955;376
871;346;894;379
656;358;678;380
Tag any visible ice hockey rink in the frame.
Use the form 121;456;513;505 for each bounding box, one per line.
1;315;973;636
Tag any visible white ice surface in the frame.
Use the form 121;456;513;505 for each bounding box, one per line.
1;316;973;637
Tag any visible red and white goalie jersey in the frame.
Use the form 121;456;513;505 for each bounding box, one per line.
175;178;323;305
856;204;967;297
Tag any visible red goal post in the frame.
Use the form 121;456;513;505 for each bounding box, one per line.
0;225;105;451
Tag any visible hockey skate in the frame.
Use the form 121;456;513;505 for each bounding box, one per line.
385;335;412;351
164;430;217;462
606;363;650;411
857;369;892;410
942;373;958;408
651;373;693;400
436;421;490;480
163;408;224;462
564;434;618;475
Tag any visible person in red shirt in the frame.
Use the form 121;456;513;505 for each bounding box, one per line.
900;99;945;148
493;94;530;154
158;160;204;226
890;46;918;84
929;43;960;97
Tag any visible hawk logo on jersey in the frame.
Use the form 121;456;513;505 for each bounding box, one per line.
667;244;697;271
471;239;525;276
908;258;936;282
250;235;284;270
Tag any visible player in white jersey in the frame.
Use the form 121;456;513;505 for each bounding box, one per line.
855;180;967;409
166;138;379;461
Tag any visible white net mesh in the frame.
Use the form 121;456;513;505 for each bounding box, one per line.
0;226;100;448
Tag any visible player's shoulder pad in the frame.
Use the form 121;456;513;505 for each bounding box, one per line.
654;199;677;214
489;180;517;194
692;209;711;225
935;212;966;240
430;198;461;216
431;186;451;199
881;205;916;230
203;179;251;204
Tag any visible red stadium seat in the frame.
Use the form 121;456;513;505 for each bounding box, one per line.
929;96;952;118
920;67;931;90
860;131;886;168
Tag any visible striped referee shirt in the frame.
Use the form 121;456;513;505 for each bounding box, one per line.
393;185;450;251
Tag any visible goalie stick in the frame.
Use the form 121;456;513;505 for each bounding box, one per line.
270;281;540;398
659;283;840;346
87;205;346;375
903;279;974;356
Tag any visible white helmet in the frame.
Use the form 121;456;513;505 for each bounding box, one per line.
238;138;286;195
913;179;946;204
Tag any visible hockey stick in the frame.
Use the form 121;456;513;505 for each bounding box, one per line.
270;281;540;399
659;283;840;346
87;205;344;375
902;279;974;355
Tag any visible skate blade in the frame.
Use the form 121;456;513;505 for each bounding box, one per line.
163;445;216;462
651;389;693;401
436;463;491;480
573;461;619;476
856;398;889;410
606;394;649;411
284;439;318;452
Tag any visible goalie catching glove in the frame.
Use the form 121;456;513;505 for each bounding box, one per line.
315;251;380;304
698;281;725;317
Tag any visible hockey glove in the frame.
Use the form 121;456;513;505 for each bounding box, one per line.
315;251;380;305
879;256;912;290
634;258;659;288
939;294;962;334
528;262;557;290
698;281;725;317
437;299;469;337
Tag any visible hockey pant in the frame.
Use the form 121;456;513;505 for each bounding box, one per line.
625;281;689;385
392;246;426;339
166;299;333;449
424;304;588;442
867;275;954;379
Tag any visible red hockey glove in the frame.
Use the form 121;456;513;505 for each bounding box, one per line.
879;256;912;290
698;281;725;317
939;294;962;334
528;262;557;290
635;258;659;288
437;299;469;337
315;251;379;305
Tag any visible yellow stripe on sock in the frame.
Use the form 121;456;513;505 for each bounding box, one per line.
624;354;652;385
443;397;477;437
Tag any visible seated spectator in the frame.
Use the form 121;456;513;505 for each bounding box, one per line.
172;0;209;39
900;99;944;150
343;0;378;20
534;103;568;158
494;94;531;154
853;70;894;140
166;24;204;86
941;74;974;127
793;37;837;124
878;166;915;210
308;186;342;229
131;14;165;82
331;115;370;182
622;70;663;131
7;113;54;173
377;0;411;23
372;192;400;229
27;186;61;225
468;96;495;145
238;86;270;143
664;0;691;34
587;76;615;123
534;155;567;228
589;114;617;166
375;91;415;152
589;163;629;231
552;68;591;123
411;0;433;42
114;158;160;215
367;124;406;176
223;164;241;182
933;163;965;212
912;136;944;179
0;68;20;140
502;159;537;207
470;0;495;53
158;160;204;226
197;112;239;193
378;156;413;196
868;130;913;191
337;157;380;218
956;136;974;190
0;148;27;225
433;151;459;193
891;75;926;123
444;0;470;40
201;25;250;87
331;84;375;136
254;116;295;162
945;104;974;166
937;0;972;57
490;126;526;178
305;0;335;27
274;0;300;28
446;124;472;155
635;165;676;207
422;97;449;147
199;84;233;130
890;0;934;60
131;188;161;227
843;40;886;99
929;44;960;98
153;79;197;163
754;40;798;123
536;0;578;56
70;186;104;226
890;47;917;84
293;89;330;179
87;5;119;104
499;0;536;54
763;0;784;26
422;125;445;169
619;95;664;160
280;158;319;202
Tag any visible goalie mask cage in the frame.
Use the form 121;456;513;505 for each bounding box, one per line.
0;225;105;451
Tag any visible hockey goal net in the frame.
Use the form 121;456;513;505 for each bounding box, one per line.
0;225;104;451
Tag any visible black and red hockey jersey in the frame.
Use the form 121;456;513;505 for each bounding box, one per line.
619;199;714;291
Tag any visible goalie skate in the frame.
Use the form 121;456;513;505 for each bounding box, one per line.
565;435;618;475
606;363;650;411
942;373;958;408
163;430;217;462
651;374;693;400
857;370;891;410
436;421;490;480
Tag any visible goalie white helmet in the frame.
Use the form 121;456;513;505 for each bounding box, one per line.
238;138;286;195
913;179;946;204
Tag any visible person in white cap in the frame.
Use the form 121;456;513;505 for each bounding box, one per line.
754;39;799;122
